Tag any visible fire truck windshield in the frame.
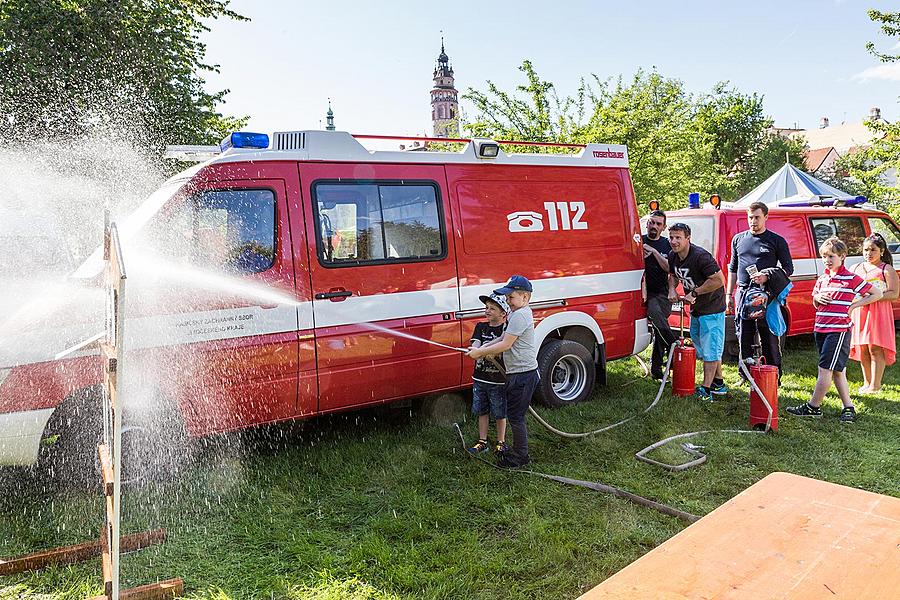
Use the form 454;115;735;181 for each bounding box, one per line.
665;216;714;254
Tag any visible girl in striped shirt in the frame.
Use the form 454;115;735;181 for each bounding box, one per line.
787;237;882;423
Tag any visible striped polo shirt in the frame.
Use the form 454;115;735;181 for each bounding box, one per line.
813;266;873;333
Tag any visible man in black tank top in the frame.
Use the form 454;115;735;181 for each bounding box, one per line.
642;209;676;379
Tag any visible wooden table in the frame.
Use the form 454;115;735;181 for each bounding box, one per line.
579;472;900;599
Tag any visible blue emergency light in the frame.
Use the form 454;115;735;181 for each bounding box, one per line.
688;192;701;209
779;195;868;208
220;132;270;151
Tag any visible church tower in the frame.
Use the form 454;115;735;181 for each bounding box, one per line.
431;39;459;138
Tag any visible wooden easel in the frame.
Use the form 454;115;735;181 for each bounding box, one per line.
90;222;183;599
1;221;182;599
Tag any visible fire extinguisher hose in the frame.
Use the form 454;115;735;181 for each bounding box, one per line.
634;358;774;471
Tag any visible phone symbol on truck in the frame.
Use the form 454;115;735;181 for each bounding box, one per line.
507;211;545;232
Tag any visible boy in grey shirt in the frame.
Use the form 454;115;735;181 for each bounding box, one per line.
467;275;539;468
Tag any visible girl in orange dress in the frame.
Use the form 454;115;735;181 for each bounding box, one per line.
850;233;899;393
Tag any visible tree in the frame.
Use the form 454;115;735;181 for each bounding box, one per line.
841;9;900;218
463;63;801;211
0;0;247;151
577;70;718;209
739;132;808;196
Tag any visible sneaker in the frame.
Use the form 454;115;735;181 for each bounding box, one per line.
840;406;856;423
497;455;530;469
695;386;713;402
467;439;490;455
493;440;509;457
710;381;729;396
786;402;823;418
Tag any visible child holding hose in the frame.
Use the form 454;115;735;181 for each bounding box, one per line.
466;293;510;458
467;275;539;468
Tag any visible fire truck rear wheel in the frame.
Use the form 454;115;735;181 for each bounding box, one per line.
536;339;595;408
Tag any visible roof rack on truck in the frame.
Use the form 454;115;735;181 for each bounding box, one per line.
164;130;630;168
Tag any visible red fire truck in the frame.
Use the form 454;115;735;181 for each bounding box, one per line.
664;200;900;357
0;131;651;474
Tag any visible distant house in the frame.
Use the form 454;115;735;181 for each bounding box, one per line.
776;108;895;188
792;113;881;154
803;146;839;175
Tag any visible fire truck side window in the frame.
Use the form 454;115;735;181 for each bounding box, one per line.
868;217;900;253
810;217;866;255
193;190;276;274
142;189;276;274
314;182;444;266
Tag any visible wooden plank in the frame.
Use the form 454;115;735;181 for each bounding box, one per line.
0;530;167;576
119;578;184;600
98;444;115;497
579;472;900;600
100;526;112;599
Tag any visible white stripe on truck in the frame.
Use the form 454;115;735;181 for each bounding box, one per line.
5;270;644;363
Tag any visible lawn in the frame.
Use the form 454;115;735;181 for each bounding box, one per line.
1;334;898;599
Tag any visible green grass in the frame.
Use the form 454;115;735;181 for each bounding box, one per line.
1;334;899;599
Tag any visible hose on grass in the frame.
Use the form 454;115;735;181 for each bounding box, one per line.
634;356;774;471
452;423;699;524
527;343;676;439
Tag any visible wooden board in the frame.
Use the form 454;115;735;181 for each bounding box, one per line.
88;577;184;600
0;530;166;576
579;472;900;599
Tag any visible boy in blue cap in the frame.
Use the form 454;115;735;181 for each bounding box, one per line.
467;275;538;468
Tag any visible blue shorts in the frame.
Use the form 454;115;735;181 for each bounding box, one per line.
815;331;850;372
472;382;507;419
689;311;725;362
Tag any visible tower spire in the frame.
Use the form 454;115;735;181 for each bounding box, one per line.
325;98;335;131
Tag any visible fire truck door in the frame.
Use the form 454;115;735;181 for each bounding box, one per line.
129;174;302;434
301;163;463;412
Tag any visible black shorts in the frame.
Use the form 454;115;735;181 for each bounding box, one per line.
815;331;851;372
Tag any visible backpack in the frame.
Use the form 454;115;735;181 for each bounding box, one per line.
741;287;769;320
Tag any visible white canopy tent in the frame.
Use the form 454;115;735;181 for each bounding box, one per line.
734;162;861;207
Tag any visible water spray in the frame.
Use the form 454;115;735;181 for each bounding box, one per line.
358;321;469;353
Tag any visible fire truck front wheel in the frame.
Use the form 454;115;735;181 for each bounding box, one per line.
535;339;595;408
38;386;103;488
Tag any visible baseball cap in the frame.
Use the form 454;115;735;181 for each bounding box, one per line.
478;293;510;314
494;275;533;295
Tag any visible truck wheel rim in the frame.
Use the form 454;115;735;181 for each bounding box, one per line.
551;354;587;402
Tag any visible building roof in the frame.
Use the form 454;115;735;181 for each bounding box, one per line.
791;121;879;154
803;147;836;172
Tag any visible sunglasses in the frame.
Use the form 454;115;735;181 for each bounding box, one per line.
669;223;692;235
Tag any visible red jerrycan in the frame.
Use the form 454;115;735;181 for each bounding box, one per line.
749;358;779;431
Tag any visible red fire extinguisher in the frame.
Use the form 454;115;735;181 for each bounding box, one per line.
748;357;779;431
671;301;696;397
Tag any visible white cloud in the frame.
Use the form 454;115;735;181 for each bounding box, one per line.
852;62;900;82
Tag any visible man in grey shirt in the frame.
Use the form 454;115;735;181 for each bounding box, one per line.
467;275;539;468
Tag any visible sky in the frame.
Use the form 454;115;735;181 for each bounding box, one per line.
201;0;900;139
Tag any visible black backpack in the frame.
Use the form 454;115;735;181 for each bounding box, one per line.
741;287;769;320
